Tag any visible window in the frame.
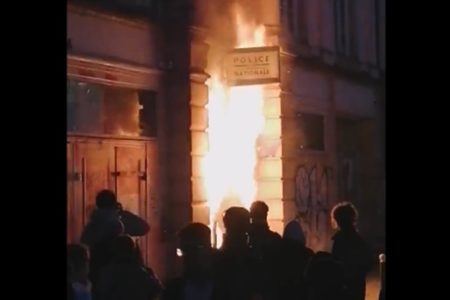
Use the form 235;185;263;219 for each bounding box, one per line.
296;0;308;44
375;0;384;68
67;79;157;137
334;0;346;54
334;0;354;56
296;113;325;151
280;0;308;45
67;80;103;135
138;91;157;137
287;0;295;33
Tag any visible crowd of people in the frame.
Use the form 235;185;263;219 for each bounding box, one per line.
67;189;382;300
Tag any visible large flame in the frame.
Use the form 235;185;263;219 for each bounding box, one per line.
204;12;266;248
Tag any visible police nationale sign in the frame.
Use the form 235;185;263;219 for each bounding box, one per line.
225;46;280;86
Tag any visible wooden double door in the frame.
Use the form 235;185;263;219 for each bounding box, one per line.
67;135;156;264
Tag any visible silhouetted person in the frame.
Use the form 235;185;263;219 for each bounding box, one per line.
81;190;151;285
68;244;92;300
248;201;282;299
81;190;125;294
221;207;250;251
215;206;256;300
331;202;372;300
97;234;162;300
116;201;150;237
248;201;282;248
304;252;346;300
81;190;150;247
81;190;124;247
115;201;150;266
279;220;314;300
164;223;218;300
249;201;281;244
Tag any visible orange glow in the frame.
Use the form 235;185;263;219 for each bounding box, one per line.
114;129;140;137
204;11;267;248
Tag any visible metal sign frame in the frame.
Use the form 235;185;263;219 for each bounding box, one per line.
225;46;280;86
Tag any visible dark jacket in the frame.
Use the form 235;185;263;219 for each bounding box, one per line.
97;261;162;300
163;277;218;300
332;228;372;300
81;208;124;290
119;209;150;237
81;209;124;247
248;223;283;299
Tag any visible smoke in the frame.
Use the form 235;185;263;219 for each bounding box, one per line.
103;87;141;136
197;0;264;76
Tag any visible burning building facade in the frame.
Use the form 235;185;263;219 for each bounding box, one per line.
67;0;385;280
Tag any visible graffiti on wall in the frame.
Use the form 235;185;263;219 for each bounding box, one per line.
295;164;333;251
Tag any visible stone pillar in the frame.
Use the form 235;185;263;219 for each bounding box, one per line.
279;52;298;232
161;0;192;278
258;83;284;234
257;0;284;234
189;1;210;225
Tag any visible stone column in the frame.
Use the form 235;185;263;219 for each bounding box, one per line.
257;0;284;234
189;1;211;225
259;83;284;234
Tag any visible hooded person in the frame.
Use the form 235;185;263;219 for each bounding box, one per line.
279;220;314;300
81;190;124;247
81;190;150;247
80;190;124;291
80;189;150;294
283;219;306;245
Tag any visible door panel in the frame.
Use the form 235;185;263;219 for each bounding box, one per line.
114;144;146;215
67;141;75;243
77;140;113;227
114;143;148;263
67;136;156;267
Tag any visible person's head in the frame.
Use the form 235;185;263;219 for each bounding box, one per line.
178;223;213;277
96;189;118;210
67;244;89;281
282;219;306;246
250;201;269;224
110;234;137;263
331;201;358;230
223;206;250;235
